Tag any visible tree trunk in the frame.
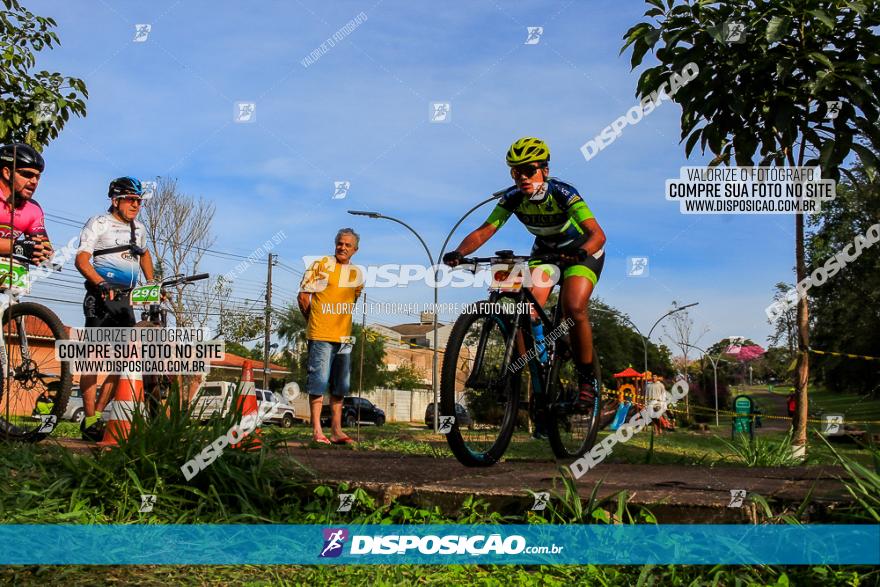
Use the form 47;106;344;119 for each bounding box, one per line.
683;349;689;417
793;213;809;448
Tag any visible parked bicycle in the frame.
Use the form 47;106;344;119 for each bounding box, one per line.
0;254;72;442
440;250;602;466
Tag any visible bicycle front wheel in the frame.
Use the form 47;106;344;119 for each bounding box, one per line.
547;347;603;460
0;302;73;442
440;301;521;467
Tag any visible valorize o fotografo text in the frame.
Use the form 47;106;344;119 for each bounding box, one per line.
55;327;224;375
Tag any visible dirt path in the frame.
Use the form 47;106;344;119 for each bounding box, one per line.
740;385;793;432
54;437;852;523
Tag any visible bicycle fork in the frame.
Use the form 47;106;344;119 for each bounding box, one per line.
464;299;521;399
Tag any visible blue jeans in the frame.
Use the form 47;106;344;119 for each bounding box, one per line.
306;340;352;398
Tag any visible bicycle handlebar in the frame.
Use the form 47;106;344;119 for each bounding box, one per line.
458;250;568;267
159;273;210;289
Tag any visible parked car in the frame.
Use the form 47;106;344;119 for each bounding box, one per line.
191;381;237;420
254;389;297;428
190;381;296;427
63;386;84;423
321;397;385;427
425;402;472;429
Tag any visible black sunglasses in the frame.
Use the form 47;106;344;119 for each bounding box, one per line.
15;169;41;180
511;164;546;178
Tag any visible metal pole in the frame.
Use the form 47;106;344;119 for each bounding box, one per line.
713;358;719;426
436;192;503;433
677;341;722;427
351;194;502;434
357;293;366;442
348;211;437;430
374;216;437;432
263;253;276;390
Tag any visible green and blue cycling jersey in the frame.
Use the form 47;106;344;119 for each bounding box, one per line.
484;178;604;284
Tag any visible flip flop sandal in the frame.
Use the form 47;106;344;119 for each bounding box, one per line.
331;436;355;445
313;435;332;445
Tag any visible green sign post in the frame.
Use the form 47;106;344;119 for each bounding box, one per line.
732;394;755;439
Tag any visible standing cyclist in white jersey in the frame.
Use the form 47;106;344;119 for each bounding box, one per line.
75;176;154;440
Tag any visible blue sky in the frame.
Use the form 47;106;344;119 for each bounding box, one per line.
26;0;798;353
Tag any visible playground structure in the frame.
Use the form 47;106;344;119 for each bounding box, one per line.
607;366;675;432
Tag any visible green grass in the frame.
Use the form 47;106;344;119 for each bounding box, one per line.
270;420;873;467
3;407;880;584
50;412;876;467
4;563;878;586
753;383;880;431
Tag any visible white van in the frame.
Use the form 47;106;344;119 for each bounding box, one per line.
191;381;297;427
191;381;237;420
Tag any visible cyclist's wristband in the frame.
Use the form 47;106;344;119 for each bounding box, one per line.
13;239;36;259
96;281;114;296
443;251;463;266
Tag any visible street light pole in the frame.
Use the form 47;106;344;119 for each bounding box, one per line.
645;303;699;416
592;303;698;401
348;210;438;431
350;192;503;434
645;303;699;375
677;342;721;426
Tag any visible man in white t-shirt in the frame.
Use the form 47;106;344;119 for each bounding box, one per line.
74;176;155;440
646;375;667;435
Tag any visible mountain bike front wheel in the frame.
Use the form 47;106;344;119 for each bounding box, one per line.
440;301;522;467
0;302;73;442
547;347;603;460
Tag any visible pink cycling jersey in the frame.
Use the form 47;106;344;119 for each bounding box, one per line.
0;198;47;240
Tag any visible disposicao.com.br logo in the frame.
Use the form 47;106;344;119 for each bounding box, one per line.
320;528;349;558
319;529;563;557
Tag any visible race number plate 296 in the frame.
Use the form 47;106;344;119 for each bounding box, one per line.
0;259;30;293
130;284;161;305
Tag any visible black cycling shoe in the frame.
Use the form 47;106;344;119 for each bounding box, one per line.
80;415;105;442
573;380;598;413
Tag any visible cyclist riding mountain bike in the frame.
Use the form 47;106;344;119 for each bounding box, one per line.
443;137;606;413
0;143;54;265
74;176;155;440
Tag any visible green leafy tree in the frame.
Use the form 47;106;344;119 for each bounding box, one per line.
589;298;675;387
767;282;798;355
623;0;880;448
387;361;426;391
752;346;795;384
1;0;87;145
276;302;307;350
223;340;251;358
350;324;388;392
806;167;879;395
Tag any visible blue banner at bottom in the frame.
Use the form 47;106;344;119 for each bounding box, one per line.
0;525;877;565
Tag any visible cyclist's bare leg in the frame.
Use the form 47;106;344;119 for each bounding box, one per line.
528;266;553;319
95;375;117;413
560;275;595;364
80;373;98;417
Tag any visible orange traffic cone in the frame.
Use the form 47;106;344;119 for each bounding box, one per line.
98;371;144;446
231;360;261;450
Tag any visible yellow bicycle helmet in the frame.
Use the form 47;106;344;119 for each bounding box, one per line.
506;137;550;166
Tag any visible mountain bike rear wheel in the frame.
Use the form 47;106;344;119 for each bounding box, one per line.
0;302;73;442
440;301;522;467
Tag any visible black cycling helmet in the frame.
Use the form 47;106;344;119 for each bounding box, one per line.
108;176;144;198
0;143;46;172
